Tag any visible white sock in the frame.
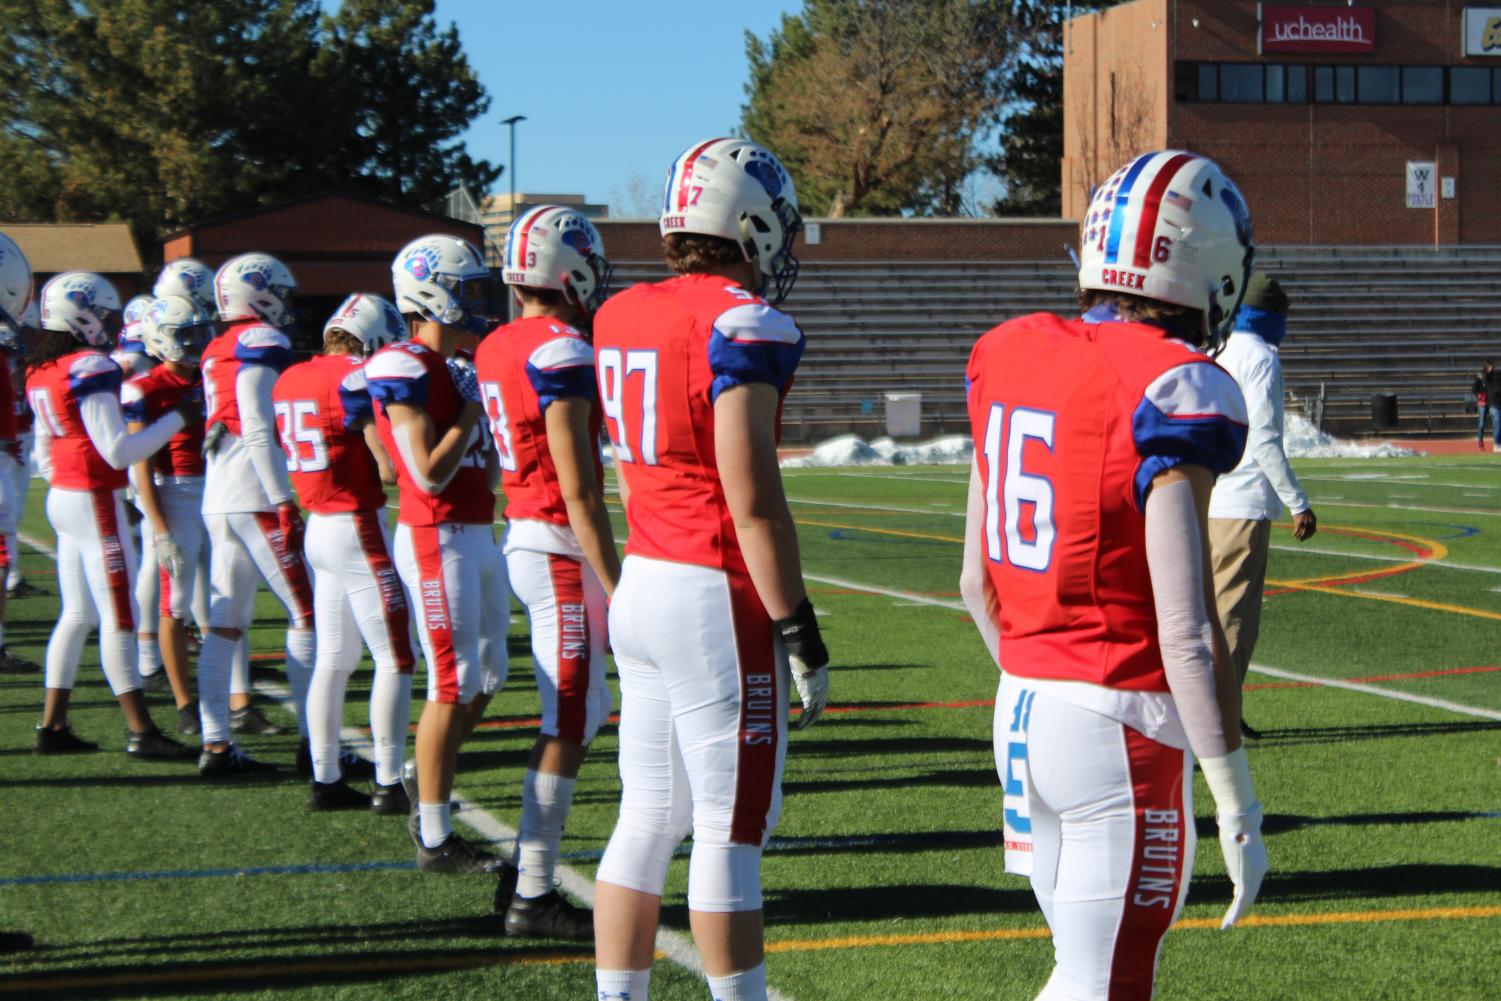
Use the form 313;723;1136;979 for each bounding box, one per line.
306;667;350;784
596;969;651;1001
706;964;766;1001
418;801;452;848
196;633;237;743
230;636;249;696
138;635;162;676
4;533;18;589
285;628;315;739
516;769;576;898
370;670;412;787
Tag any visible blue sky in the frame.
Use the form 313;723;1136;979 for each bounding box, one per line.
435;1;802;217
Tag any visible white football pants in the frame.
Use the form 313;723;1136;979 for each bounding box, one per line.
506;547;610;745
43;486;140;696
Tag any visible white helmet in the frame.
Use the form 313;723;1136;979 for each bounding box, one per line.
120;295;154;348
141;295;215;364
1079;150;1254;346
214;252;298;326
40;272;123;347
0;232;31;332
154;258;215;313
324;293;406;356
391;235;498;335
502;206;613;313
659;137;803;304
21;297;38;331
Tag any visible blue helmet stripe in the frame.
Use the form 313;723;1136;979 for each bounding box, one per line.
1103;153;1155;265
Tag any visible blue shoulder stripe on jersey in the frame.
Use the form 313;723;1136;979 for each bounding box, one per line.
1130;397;1248;510
69;365;124;401
121;397;147;424
367;372;429;409
120;341;148;355
526;362;597;413
233;339;293;373
707;327;804;402
1103;155;1153;265
338;382;374;431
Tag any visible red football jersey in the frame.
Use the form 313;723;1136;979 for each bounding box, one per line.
474;315;603;535
366;340;494;527
120;366;205;478
965;312;1247;693
200;320;293;437
26;349;129;491
273;353;384;514
592;274;805;574
0;355;16;442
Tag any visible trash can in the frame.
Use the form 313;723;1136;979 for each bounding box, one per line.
884;392;921;438
1370;393;1398;432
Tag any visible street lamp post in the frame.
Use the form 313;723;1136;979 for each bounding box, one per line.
500;114;525;319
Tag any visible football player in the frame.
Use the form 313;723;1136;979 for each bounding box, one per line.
112;296;157;377
960;150;1269;1001
275;293;415;814
4;295;40;602
122;296;214;736
591;138;829;1001
194;252;314;776
476;206;617;939
26;271;197;759
0;233;37;672
367;235;511;873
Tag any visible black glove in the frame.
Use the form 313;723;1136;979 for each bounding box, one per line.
775;598;830;729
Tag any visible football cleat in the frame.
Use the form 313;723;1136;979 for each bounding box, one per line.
308;779;373;812
0;930;34;952
125;727;197;761
502;889;594;941
141;670;172;693
5;579;45;599
296;741;375;779
198;744;277;778
177;702;201;736
1239;718;1263;741
416;833;503;874
34;725;98;754
369;779;410;816
0;646;38;673
493;861;519;915
230;704;287;736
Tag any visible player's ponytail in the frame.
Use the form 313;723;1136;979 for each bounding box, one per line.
26;329;89;373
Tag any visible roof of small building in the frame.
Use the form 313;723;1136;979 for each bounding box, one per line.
0;222;143;275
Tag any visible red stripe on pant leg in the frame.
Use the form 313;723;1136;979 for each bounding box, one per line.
90;490;135;631
546;553;589;743
1107;728;1189;1001
727;572;780;846
253;510;315;626
158;564;174;620
354;509;415;675
411;526;459;703
0;531;10;570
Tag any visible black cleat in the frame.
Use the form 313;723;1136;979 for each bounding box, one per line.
230;704;287;736
177;702;201;736
141;670;172;693
34;725;98;754
0;646;39;673
198;744;277;778
503;889;594;941
0;930;34;952
309;779;373;812
370;779;410;816
7;579;45;599
125;727;197;761
1239;718;1263;741
416;833;502;874
492;861;520;913
297;741;375;780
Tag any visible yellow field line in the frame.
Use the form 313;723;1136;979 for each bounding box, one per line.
1262;579;1501;623
796;517;964;545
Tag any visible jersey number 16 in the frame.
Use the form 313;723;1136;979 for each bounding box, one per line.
982;403;1057;572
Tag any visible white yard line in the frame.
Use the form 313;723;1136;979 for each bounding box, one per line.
787;496;964;518
1318;499;1501;518
1268;542;1501;576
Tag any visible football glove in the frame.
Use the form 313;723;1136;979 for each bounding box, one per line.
1200;748;1269;929
446;356;481;404
155;531;183;581
203;421;228;456
277;503;305;556
775;598;829;730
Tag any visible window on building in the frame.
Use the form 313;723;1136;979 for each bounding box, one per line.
1174;61;1198;102
1286;65;1308;103
1451;66;1491;105
1336;65;1356;103
1221;64;1264;102
1494;67;1501;104
1197;63;1219;102
1403;66;1444;104
1358;66;1400;103
1266;65;1286;103
1314;66;1335;102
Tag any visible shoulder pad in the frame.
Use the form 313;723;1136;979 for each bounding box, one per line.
339;367;370;394
713;302;802;346
1143;360;1247;425
364;348;428;382
528;335;594;372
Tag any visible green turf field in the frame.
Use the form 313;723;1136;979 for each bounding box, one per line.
1;456;1498;1000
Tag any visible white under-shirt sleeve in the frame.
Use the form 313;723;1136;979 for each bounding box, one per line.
235;364;293;507
32;421;53;483
80;393;184;471
1144;477;1231;759
959;457;1001;666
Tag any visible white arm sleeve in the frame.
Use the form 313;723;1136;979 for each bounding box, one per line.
32;421;53;483
1243;357;1309;514
235;365;293;507
1144;477;1232;760
959;457;1001;666
80;393;185;471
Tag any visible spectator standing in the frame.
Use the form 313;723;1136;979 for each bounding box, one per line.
1474;363;1501;451
1208;273;1317;740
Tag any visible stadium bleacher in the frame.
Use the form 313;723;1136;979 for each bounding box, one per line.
611;244;1501;441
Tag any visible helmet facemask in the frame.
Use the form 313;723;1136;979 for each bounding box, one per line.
740;197;803;305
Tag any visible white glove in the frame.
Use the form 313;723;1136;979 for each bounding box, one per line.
789;656;829;731
155;531;183;581
446;356;481;404
1200;749;1269;929
774;598;830;730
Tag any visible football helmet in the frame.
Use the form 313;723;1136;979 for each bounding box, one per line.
141;295;214;364
21;297;38;331
120;295;154;348
40;272;122;347
502;206;613;313
214;252;297;326
659;137;803;304
1078;151;1254;347
154;257;216;313
0;232;31;334
391;235;498;335
324;292;406;356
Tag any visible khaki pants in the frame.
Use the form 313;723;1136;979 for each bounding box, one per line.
1207;518;1273;685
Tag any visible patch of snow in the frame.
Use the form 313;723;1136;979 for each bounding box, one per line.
781;434;973;468
1283;414;1418;459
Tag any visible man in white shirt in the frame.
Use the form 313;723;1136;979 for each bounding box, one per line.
1208;273;1316;739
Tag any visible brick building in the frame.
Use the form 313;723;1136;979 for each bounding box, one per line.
1064;0;1501;244
1;223;146;299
